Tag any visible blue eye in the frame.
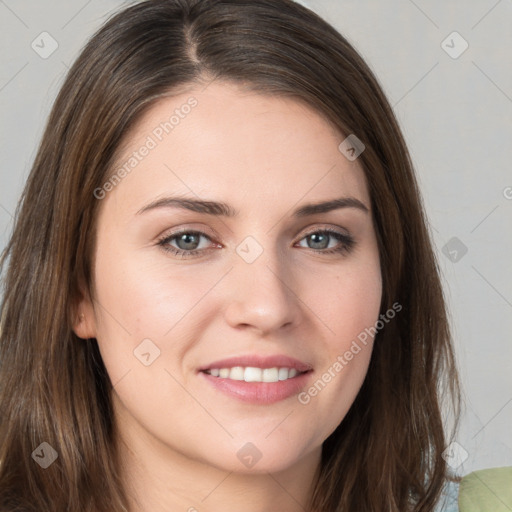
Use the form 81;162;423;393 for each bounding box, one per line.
296;230;355;255
157;230;213;258
157;228;355;258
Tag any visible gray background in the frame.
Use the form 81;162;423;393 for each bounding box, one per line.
0;0;511;475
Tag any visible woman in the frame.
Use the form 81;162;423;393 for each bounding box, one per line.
0;0;461;510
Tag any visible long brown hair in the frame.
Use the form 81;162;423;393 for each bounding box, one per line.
0;0;461;510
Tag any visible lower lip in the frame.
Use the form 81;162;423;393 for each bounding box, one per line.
199;371;312;405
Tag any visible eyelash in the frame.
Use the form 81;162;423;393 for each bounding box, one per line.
156;228;355;259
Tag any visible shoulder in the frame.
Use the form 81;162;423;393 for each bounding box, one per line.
435;466;512;512
458;466;512;512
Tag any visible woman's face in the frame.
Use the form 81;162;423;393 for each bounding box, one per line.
76;82;382;475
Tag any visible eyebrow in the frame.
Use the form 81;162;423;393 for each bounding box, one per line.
136;195;369;217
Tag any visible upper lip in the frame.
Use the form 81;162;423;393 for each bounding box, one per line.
199;355;313;373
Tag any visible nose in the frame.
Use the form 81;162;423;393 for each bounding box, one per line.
223;244;301;336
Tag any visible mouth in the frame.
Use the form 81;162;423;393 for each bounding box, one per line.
198;355;313;404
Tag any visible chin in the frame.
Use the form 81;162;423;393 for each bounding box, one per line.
198;436;319;475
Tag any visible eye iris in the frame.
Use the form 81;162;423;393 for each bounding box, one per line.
176;233;200;250
308;232;329;249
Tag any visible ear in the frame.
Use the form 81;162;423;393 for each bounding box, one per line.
71;281;97;340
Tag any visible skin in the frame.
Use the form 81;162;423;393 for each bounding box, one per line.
74;81;382;512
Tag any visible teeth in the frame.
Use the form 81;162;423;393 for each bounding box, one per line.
206;366;302;382
230;366;245;381
262;368;279;382
244;367;262;382
278;368;289;381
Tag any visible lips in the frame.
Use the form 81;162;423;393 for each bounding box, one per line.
198;354;313;405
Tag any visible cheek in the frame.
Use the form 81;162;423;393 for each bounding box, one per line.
90;251;217;437
311;256;382;351
298;257;381;433
90;239;218;383
94;236;215;330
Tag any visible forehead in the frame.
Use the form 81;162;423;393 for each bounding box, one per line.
105;81;370;215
